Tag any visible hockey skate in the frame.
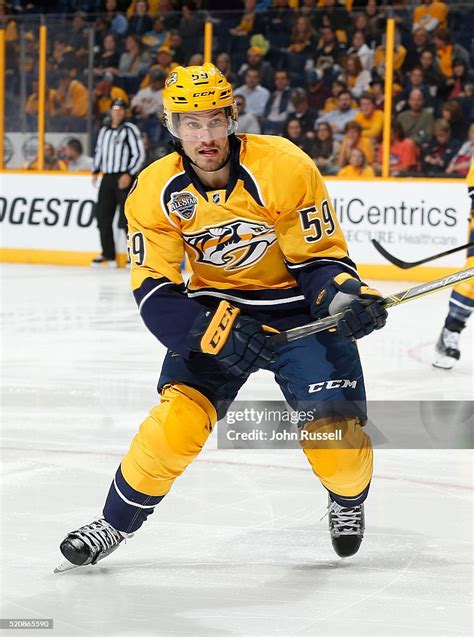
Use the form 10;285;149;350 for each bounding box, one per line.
433;327;461;369
54;517;126;573
326;496;365;558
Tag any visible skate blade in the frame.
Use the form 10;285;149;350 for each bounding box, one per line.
53;558;83;573
432;355;456;369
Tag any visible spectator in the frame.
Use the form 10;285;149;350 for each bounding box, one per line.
287;16;317;55
24;78;57;130
131;67;166;144
94;32;120;77
229;0;265;38
262;70;294;135
117;34;151;79
346;30;373;71
187;53;204;66
51;72;89;132
446;123;474;177
421;118;462;175
105;0;128;37
49;35;76;73
179;3;203;41
68;11;89;55
127;0;161;18
397;66;431;109
283;117;314;156
369;77;385;110
338;120;374;167
93;72;129;118
322;79;355;113
142;46;178;87
396;88;435;145
314;25;346;68
338;148;375;178
317;88;359;141
287;87;319;139
312;122;340;175
142;17;169;51
373;31;407;79
441;100;466;143
24;143;67;171
61;138;94;171
168;31;187;66
235;95;261;134
412;0;448;33
234;68;270;119
305;70;332;112
237;46;275;92
375;122;418;176
447;59;474;99
433;27;470;80
419;48;446;96
315;0;351;35
403;27;434;72
128;0;153;36
215;52;238;86
339;54;371;99
354;92;384;140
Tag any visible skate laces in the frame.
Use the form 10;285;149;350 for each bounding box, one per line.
327;501;363;536
73;519;123;557
442;328;460;350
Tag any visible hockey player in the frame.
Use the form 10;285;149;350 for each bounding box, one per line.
433;158;474;368
56;64;387;571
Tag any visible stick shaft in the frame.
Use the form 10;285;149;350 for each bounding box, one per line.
269;267;474;345
372;239;474;269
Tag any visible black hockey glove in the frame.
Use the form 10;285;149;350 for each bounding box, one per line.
313;273;387;340
187;301;276;376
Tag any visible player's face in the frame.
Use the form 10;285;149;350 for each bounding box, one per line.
179;110;230;172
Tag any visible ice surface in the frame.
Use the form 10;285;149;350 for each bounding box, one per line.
1;264;472;636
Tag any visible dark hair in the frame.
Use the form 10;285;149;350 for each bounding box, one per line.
359;91;375;104
442;100;463;123
345;120;363;134
338;89;353;99
392;121;405;141
66;138;83;154
434;27;451;44
284;117;303;139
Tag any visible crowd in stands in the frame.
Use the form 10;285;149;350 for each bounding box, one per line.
2;0;473;177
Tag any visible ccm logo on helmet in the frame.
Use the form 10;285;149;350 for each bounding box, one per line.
193;91;216;97
308;379;358;393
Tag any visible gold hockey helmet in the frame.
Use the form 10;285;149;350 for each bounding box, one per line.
163;63;238;140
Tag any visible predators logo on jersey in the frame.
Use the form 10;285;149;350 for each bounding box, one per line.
126;134;352;309
183;219;277;270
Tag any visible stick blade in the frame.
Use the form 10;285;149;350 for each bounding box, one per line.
371;239;412;269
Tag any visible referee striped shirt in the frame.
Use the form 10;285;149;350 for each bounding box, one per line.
93;121;145;175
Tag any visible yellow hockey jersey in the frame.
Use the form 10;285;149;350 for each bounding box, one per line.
126;134;357;355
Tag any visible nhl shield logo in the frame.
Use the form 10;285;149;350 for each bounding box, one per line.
168;191;198;220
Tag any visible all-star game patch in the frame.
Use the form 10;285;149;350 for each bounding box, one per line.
168;191;198;220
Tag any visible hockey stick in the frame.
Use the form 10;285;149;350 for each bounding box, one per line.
371;238;474;269
268;267;474;345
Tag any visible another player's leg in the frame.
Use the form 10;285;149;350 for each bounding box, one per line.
433;220;474;368
433;260;474;369
91;175;119;267
273;331;371;558
57;353;244;570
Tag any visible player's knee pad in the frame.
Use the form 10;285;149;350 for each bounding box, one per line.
121;383;217;496
301;417;373;497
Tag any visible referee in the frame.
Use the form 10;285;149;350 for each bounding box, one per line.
91;98;145;267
